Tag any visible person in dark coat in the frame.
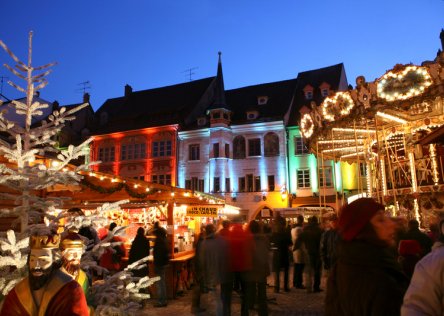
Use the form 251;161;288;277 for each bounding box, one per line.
153;225;170;307
402;219;433;257
325;198;409;316
270;215;292;293
128;227;150;278
247;220;270;316
299;215;323;293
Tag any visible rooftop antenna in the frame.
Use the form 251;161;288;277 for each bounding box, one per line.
0;75;9;95
76;80;92;94
182;67;198;81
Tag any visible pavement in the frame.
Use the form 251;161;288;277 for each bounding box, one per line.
140;275;326;316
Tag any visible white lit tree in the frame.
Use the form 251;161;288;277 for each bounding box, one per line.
0;32;157;314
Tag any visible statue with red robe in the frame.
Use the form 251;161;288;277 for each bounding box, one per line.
0;234;89;316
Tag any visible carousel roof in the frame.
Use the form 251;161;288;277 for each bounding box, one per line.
300;52;444;162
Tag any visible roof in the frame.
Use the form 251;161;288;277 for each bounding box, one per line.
225;78;298;124
0;95;54;127
93;77;215;134
418;124;444;145
288;63;348;125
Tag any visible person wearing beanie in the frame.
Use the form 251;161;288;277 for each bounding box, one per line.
325;198;409;316
401;219;444;315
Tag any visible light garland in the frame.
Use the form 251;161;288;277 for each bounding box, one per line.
322;92;355;121
322;145;364;153
376;111;407;124
429;144;440;185
317;139;365;144
332;128;376;134
380;156;387;196
377;66;432;101
300;113;314;138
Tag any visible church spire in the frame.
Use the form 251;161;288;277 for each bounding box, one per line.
207;52;232;127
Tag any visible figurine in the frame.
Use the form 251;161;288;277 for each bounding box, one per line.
0;234;89;316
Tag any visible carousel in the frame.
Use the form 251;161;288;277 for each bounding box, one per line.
299;51;444;227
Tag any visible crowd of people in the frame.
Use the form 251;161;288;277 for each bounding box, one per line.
2;198;444;316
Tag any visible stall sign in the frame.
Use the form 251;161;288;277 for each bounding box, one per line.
186;205;222;217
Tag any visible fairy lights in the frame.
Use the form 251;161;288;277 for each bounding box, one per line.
377;66;432;101
376;111;407;124
300;113;314;138
322;92;355;121
332;128;376;134
429;144;440;185
322;146;364;153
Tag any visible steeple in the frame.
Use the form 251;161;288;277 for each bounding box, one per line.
207;52;232;128
208;52;230;111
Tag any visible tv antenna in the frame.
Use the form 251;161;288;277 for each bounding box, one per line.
182;67;198;81
0;75;9;95
76;80;92;94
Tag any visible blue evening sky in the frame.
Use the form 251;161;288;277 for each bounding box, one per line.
1;1;443;111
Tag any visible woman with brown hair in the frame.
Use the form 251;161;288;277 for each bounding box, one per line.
325;198;409;316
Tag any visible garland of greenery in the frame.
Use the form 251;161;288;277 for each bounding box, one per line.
81;178;155;199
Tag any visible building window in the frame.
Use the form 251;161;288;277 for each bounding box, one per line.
121;143;146;160
225;143;230;158
264;132;279;157
297;169;311;188
233;136;246;159
98;146;115;162
248;138;261;156
189;144;200;161
294;137;309;155
225;177;231;192
319;167;333;187
238;177;246;192
198;179;204;192
254;176;261;192
213;177;220;192
213;143;220;158
152;174;171;186
186;177;204;191
246;174;254;192
185;180;191;189
268;175;275;191
152;141;172;157
321;88;329;97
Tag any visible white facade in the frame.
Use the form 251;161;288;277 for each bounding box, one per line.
178;120;289;220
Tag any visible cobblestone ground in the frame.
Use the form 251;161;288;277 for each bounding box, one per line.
140;273;326;316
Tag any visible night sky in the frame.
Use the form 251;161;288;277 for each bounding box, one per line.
1;0;443;111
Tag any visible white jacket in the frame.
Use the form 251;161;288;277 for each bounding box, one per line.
401;242;444;316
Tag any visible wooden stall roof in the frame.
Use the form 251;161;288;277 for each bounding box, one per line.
45;170;225;209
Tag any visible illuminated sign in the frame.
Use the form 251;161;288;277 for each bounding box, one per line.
186;205;222;217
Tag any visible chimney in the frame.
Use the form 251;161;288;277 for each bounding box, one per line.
53;100;60;111
124;84;133;97
83;92;90;103
34;91;40;97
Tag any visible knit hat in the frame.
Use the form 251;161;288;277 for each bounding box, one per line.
338;198;384;241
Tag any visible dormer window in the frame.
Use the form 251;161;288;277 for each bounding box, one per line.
246;110;259;120
197;117;207;126
320;82;331;97
257;96;268;105
303;84;314;100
